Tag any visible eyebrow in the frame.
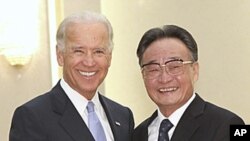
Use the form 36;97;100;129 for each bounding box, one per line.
70;46;83;50
142;56;181;64
70;46;109;52
141;56;184;67
141;59;158;66
165;56;182;61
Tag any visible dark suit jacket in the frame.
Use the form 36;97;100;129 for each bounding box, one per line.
132;94;244;141
9;81;134;141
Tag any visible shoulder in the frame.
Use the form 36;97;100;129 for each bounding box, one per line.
99;94;131;111
134;111;157;134
192;94;244;124
18;82;66;112
14;92;52;117
133;114;154;141
99;94;134;121
135;118;150;131
204;101;244;123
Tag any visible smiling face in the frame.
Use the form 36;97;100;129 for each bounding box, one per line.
141;38;199;116
57;22;111;99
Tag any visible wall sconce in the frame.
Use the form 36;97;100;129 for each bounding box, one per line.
0;0;39;67
0;47;33;66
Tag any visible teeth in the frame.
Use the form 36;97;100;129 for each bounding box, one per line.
159;87;177;92
79;71;96;77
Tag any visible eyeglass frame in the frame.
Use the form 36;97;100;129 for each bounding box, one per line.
140;58;194;79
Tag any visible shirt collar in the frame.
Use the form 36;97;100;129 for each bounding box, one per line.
157;93;196;127
60;78;101;115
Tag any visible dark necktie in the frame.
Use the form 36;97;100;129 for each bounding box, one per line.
87;101;107;141
158;119;173;141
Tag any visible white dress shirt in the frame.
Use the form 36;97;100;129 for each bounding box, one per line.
148;93;196;141
60;78;114;141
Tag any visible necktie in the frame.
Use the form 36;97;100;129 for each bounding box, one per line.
158;119;173;141
87;101;107;141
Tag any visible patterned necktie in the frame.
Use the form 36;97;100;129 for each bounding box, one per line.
158;119;173;141
87;101;107;141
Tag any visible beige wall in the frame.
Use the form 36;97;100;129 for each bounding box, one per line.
1;0;250;140
63;0;100;16
0;0;101;140
0;0;51;140
101;0;250;125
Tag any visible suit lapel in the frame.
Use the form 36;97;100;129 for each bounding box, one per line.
171;94;205;141
134;111;158;141
51;82;95;141
171;114;200;141
59;105;94;141
144;111;158;141
99;94;120;140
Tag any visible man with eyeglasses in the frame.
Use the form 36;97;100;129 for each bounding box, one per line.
132;25;244;141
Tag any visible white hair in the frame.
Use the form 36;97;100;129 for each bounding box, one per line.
56;11;113;52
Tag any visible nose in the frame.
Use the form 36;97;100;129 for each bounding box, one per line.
82;53;96;66
158;66;173;83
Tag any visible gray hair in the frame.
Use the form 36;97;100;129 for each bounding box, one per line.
56;11;114;52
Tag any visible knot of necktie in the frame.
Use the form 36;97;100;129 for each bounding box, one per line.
87;101;95;113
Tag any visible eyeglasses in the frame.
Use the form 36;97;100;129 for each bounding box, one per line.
141;59;193;79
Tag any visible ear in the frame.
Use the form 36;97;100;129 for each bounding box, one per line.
107;52;112;67
56;45;64;66
192;62;199;82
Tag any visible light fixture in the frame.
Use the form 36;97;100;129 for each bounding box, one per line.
0;47;33;66
0;0;40;67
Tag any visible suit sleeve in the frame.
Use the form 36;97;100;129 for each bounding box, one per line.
9;106;47;141
213;115;245;141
